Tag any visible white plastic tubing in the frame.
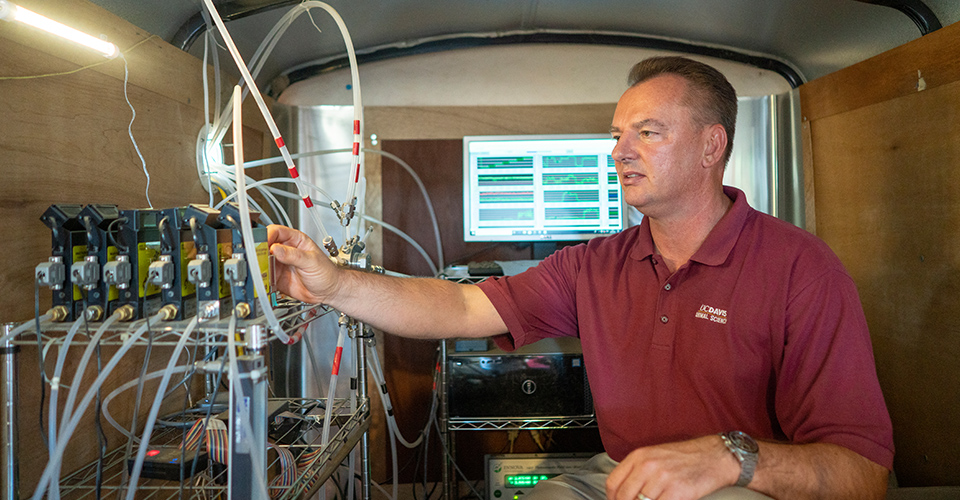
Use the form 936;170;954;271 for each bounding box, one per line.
124;316;199;499
32;311;168;500
320;319;348;447
200;0;365;244
232;85;288;343
0;313;51;344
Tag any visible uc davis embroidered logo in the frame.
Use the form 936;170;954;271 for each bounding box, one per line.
695;304;728;324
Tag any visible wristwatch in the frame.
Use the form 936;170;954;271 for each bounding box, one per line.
719;430;759;487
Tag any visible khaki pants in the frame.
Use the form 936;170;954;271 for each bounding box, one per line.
524;453;773;500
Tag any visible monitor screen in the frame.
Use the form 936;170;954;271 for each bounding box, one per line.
463;134;623;242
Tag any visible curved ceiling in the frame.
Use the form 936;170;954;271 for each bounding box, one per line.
89;0;960;92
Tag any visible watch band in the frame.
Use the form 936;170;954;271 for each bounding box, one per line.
720;431;759;487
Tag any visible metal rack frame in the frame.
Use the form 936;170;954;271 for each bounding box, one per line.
438;338;598;500
2;302;371;500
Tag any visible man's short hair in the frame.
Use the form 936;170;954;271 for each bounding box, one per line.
628;56;738;165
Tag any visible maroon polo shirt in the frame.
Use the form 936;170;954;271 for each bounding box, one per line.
478;186;894;469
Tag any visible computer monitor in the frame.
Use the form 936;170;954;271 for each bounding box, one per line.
463;134;623;242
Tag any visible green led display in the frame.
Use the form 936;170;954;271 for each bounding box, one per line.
505;474;558;487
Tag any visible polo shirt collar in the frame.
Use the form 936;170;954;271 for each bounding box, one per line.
629;186;752;266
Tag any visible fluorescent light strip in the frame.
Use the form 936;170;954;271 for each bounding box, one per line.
0;0;118;58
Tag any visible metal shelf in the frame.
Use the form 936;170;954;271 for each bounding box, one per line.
446;416;597;431
10;302;333;348
57;397;368;499
3;300;373;500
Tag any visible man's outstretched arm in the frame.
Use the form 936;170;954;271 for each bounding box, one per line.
268;224;507;339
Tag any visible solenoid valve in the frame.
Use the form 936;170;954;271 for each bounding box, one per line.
148;255;175;289
71;256;100;291
36;256;65;289
187;254;213;288
103;255;132;289
223;254;247;286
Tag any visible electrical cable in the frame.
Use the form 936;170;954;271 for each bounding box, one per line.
92;315;107;500
31;278;53;460
433;416;484;500
118;52;151;209
189;217;205;252
118;319;154;491
48;314;85;476
107;217;129;253
158;216;174;254
125;316;200;499
58;312;121;436
32;311;167;500
187;353;227;490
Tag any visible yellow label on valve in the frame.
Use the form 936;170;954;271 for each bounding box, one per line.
254;241;270;297
180;241;197;296
72;244;87;300
106;246;119;301
218;242;232;299
138;242;160;298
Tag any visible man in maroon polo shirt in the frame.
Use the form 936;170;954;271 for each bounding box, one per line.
267;56;893;499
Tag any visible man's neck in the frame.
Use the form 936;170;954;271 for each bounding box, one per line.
649;188;733;273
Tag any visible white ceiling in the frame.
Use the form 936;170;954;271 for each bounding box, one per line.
88;0;960;94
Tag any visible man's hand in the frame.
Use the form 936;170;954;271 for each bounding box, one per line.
605;435;739;500
267;224;340;304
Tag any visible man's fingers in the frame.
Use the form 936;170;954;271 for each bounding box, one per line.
606;458;635;500
267;224;319;252
271;243;315;271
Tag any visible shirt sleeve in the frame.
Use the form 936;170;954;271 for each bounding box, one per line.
776;267;895;469
476;245;585;351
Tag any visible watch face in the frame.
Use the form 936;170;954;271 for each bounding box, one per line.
729;431;760;454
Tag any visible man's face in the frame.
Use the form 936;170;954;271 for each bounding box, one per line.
609;75;712;218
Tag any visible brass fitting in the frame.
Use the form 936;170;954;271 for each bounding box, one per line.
158;304;179;321
84;306;104;322
115;304;136;322
234;302;251;319
46;305;69;322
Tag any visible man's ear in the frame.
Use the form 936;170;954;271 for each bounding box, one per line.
701;124;728;168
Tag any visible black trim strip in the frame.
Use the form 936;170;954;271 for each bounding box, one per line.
282;32;804;94
172;0;299;51
174;5;803;91
853;0;942;35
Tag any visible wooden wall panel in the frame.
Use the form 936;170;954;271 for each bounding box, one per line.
798;19;960;123
366;103;617;140
802;49;960;486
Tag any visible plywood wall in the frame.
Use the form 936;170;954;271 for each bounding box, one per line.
0;0;272;492
799;20;960;487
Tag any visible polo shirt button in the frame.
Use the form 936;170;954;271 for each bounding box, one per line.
664;283;672;291
660;315;668;323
